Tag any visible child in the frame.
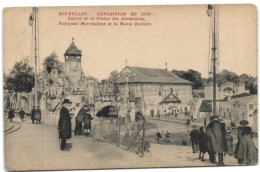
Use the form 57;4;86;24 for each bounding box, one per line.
225;129;234;156
198;126;208;161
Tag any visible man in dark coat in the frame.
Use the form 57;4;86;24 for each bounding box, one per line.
19;108;25;122
35;106;42;124
83;107;93;136
58;99;72;151
8;107;15;123
206;115;227;166
190;125;199;153
31;106;36;124
74;105;87;135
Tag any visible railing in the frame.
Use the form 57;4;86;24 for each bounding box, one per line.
90;116;149;157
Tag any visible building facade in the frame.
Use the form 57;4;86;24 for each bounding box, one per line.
115;66;193;118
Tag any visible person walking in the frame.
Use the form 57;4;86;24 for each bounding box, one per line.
206;115;227;166
186;119;191;132
156;131;162;142
234;120;258;165
58;99;72;151
8;107;15;123
166;131;170;142
225;129;234;156
35;106;42;124
83;107;93;136
198;126;208;161
74;105;86;135
190;125;199;153
31;106;36;124
19;108;25;122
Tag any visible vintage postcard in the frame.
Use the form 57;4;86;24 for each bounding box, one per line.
3;4;258;171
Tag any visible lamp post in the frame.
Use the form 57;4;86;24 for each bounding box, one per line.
29;7;39;107
207;4;218;116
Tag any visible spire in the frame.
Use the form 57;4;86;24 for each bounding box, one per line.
64;38;82;56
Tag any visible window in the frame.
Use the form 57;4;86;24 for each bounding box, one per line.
249;104;254;110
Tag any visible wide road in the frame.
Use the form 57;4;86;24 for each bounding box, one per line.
4;118;240;171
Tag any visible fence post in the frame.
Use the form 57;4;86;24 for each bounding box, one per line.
117;116;121;146
141;117;145;157
99;117;103;140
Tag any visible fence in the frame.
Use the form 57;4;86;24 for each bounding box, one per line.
90;116;149;157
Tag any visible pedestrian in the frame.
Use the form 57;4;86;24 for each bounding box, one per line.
35;106;42;124
19;108;25;122
8;107;15;123
234;120;258;165
206;115;227;166
74;104;86;135
198;126;208;161
156;131;162;141
83;107;93;136
225;129;234;156
166;131;170;142
186;119;191;132
58;99;72;151
190;125;199;153
31;106;36;124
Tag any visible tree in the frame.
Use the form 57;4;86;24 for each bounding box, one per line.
43;51;63;74
6;58;35;92
171;69;203;89
108;70;118;81
205;69;257;94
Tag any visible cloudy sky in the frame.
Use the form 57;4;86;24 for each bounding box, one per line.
3;5;257;80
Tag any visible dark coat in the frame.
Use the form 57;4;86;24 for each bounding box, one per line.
234;126;258;163
58;106;72;139
198;132;208;153
8;109;15;119
31;108;36;120
76;108;86;122
190;129;199;142
19;110;25;118
206;120;227;153
83;113;93;129
35;108;41;120
226;134;234;156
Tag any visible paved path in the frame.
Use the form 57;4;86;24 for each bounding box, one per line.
4;119;242;171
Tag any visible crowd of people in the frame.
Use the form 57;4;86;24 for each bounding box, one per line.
7;106;42;123
190;115;258;166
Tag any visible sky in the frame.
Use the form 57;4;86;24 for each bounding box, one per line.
3;5;257;80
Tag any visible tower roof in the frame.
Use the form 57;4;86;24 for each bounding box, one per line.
64;38;82;56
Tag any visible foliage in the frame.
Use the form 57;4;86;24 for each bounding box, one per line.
108;70;118;81
172;68;257;94
171;69;203;89
6;58;35;92
42;51;63;74
206;69;257;94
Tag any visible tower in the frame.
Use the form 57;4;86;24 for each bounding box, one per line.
64;38;82;87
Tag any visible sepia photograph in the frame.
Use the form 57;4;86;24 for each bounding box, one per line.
2;4;258;171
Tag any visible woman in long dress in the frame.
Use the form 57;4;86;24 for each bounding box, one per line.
234;120;258;165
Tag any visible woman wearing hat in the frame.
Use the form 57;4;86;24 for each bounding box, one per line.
58;99;72;151
234;120;258;164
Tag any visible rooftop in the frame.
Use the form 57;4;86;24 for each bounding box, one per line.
64;39;82;56
115;66;193;84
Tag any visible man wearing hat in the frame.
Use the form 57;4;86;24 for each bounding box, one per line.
58;99;72;151
74;104;87;135
206;115;227;166
190;125;199;153
83;106;93;136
